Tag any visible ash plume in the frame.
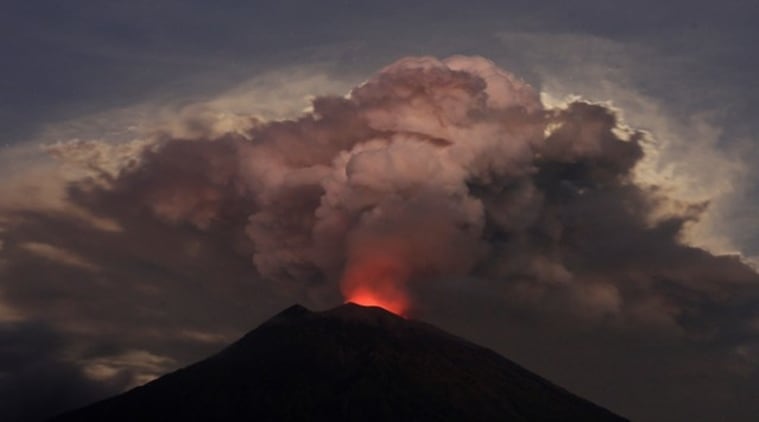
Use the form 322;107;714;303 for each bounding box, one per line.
50;55;759;322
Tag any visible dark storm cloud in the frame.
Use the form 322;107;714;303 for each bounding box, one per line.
0;165;294;421
0;322;123;422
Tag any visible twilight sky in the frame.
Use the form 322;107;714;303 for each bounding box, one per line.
2;2;759;421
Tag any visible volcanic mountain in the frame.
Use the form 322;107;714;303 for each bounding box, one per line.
53;303;627;421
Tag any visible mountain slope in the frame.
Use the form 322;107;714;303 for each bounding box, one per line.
53;303;627;421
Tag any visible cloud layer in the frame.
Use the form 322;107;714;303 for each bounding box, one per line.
55;56;757;320
2;55;758;421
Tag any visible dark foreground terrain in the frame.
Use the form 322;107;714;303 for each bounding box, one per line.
53;303;626;421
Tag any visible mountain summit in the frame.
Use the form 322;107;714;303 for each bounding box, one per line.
53;303;627;421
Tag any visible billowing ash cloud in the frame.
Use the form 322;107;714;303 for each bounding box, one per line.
3;55;759;421
51;55;758;322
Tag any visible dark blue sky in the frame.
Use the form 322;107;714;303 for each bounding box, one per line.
3;1;757;144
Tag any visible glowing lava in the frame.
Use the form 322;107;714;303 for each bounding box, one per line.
340;254;410;317
345;288;408;316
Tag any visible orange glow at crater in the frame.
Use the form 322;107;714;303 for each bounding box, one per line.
340;254;411;317
345;288;408;317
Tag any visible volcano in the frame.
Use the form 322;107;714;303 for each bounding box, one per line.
52;303;626;421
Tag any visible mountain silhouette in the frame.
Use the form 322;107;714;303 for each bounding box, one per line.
52;303;627;421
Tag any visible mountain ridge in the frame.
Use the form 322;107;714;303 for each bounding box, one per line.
52;303;628;421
